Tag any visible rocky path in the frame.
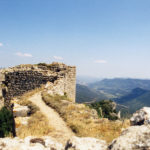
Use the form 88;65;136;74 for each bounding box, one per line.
28;92;74;144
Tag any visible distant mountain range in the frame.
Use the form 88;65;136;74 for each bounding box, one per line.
76;78;150;114
115;88;150;113
89;78;150;98
76;84;107;103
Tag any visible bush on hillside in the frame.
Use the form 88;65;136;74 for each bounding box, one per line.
90;100;118;120
0;107;14;137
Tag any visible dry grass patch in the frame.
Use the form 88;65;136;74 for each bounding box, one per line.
42;92;130;143
17;111;53;138
14;87;54;138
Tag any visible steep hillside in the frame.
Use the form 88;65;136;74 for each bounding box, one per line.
116;88;150;113
76;84;108;103
115;88;149;104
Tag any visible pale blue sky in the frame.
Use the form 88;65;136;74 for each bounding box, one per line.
0;0;150;78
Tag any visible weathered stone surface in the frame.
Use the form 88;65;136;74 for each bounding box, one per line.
0;97;4;109
108;125;150;150
65;136;107;150
0;80;4;109
13;103;30;117
130;107;150;125
0;73;5;82
0;136;64;150
45;79;66;96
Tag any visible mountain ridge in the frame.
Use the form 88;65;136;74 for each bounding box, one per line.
89;78;150;98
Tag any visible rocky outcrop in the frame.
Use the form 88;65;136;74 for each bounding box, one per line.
109;107;150;150
108;125;150;150
0;136;108;150
0;136;64;150
13;103;30;117
65;136;107;150
0;136;107;150
130;107;150;125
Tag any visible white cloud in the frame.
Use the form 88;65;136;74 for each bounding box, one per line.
53;56;63;60
15;52;33;58
94;60;107;64
0;43;3;47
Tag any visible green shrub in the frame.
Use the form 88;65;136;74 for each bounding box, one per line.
0;107;14;137
90;100;118;120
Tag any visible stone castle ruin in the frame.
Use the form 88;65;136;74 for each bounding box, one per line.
0;62;76;108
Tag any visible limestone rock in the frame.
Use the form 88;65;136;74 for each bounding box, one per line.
65;136;107;150
45;79;66;97
24;136;64;150
130;107;150;125
108;125;150;150
0;97;4;109
13;103;30;117
0;137;45;150
0;136;64;150
0;73;5;82
42;136;64;149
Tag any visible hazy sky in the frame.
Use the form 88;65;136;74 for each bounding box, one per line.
0;0;150;78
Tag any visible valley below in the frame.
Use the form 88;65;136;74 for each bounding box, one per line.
76;78;150;116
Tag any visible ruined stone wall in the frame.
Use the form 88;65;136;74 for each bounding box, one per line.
0;73;4;109
64;66;76;102
0;63;76;108
45;65;76;102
